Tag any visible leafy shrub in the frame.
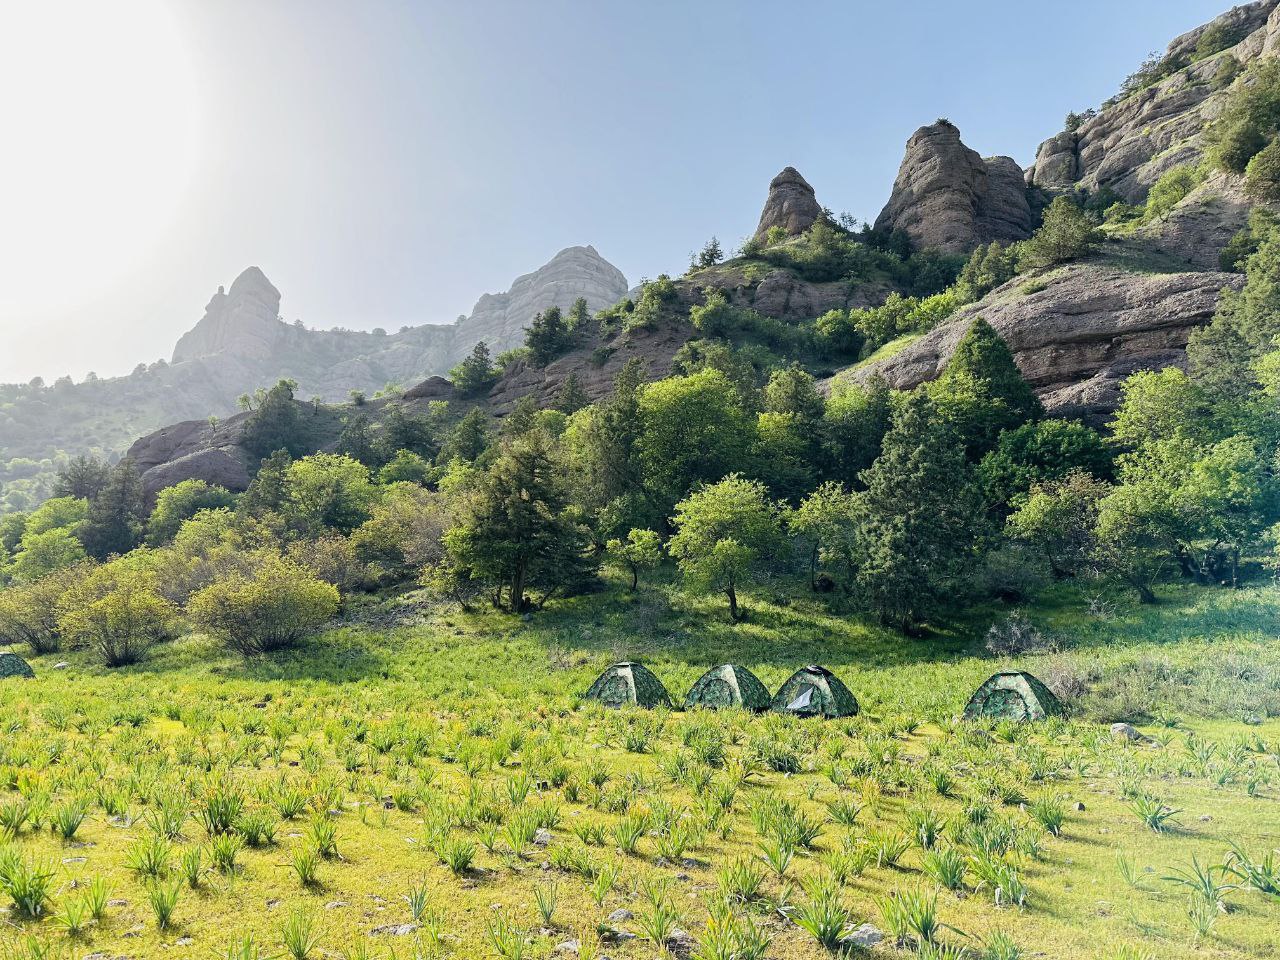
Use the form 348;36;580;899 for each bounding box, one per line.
188;552;339;655
1142;164;1206;221
1206;59;1280;173
1017;197;1100;270
57;564;177;666
1244;137;1280;200
0;566;81;653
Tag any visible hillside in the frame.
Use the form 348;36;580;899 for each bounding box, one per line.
0;247;627;511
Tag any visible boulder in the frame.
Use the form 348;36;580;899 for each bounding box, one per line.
755;167;823;238
841;924;885;950
840;261;1241;423
1111;722;1148;742
875;121;1033;254
403;376;455;400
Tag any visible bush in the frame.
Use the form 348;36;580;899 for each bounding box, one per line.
188;553;339;656
1206;59;1280;174
0;566;82;653
147;479;235;546
1017;197;1100;271
1142;164;1206;221
984;611;1055;657
57;564;177;666
1244;138;1280;201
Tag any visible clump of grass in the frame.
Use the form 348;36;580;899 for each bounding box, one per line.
147;878;181;930
487;911;527;960
306;815;339;859
921;847;967;891
1028;793;1066;836
534;879;558;927
50;801;87;841
291;844;321;887
1129;795;1181;833
209;833;244;874
281;907;322;960
717;856;765;903
794;877;852;950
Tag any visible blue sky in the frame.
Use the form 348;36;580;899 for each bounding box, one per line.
0;0;1231;381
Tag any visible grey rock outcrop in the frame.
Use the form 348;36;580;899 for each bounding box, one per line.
172;267;285;364
841;262;1241;422
1028;1;1280;203
127;415;254;501
755;167;823;238
455;245;627;358
875;121;1033;254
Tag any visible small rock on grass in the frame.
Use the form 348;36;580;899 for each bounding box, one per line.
1110;723;1146;742
371;923;418;936
554;940;580;955
841;923;884;949
606;909;633;922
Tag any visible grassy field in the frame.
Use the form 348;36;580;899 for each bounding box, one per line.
0;574;1276;960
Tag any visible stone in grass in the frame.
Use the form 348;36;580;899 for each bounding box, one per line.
554;940;580;956
371;923;418;936
841;923;884;950
606;909;633;922
1110;722;1148;742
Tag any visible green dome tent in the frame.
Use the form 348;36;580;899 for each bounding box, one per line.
0;652;34;679
963;672;1062;722
684;664;771;711
771;665;858;718
584;662;672;709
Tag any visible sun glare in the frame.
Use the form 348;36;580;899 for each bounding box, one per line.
0;1;200;322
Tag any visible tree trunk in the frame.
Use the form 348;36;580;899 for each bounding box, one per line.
629;564;638;592
726;584;740;621
1130;577;1156;604
510;562;527;613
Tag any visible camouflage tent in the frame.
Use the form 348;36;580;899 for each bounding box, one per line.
584;662;672;709
684;664;771;711
771;665;858;718
963;672;1062;722
0;652;34;679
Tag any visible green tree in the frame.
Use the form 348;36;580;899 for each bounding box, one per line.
928;317;1041;459
79;459;146;560
605;528;663;592
565;297;591;331
790;482;861;592
238;449;293;518
53;455;109;500
695;236;724;269
439;408;489;464
240;379;311;460
337;413;377;465
525;306;570;367
146;480;235;546
188;552;339;656
23;496;88;536
282;454;375;535
9;528;87;583
375;403;437;464
554;373;590;415
637;369;755;508
763;364;824;420
855;393;986;631
443;432;592;612
377;449;433;485
0;565;82;653
821;378;893;486
450;341;498;394
978;419;1113;507
667;474;783;620
1006;470;1109;578
1017;196;1099;270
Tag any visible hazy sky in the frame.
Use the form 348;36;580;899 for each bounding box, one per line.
0;0;1229;383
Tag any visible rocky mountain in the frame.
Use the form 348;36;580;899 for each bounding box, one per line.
840;261;1242;424
875;121;1034;254
0;247;627;510
32;1;1280;508
755;167;824;238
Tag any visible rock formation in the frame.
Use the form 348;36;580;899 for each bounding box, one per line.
874;121;1034;254
1027;0;1280;202
127;415;254;502
455;246;628;357
755;167;823;238
841;263;1241;423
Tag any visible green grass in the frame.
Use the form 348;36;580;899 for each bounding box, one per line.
0;575;1275;958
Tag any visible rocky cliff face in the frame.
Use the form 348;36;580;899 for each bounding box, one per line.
1029;0;1280;202
840;261;1242;423
167;247;628;403
755;167;824;238
874;122;1034;254
455;246;628;357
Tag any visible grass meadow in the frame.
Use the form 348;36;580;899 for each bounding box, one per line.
0;573;1275;960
